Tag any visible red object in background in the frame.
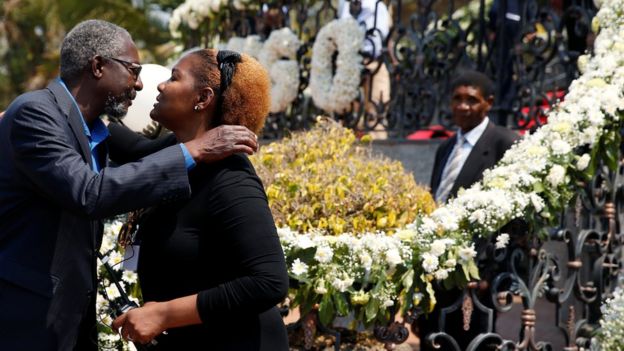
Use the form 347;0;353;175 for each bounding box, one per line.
406;124;454;140
405;89;567;139
516;89;566;135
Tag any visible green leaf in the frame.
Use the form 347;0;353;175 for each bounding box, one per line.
401;268;414;289
454;268;468;288
467;260;480;279
333;293;349;316
462;264;471;280
532;182;545;193
365;297;380;323
442;276;454;290
603;146;618;171
318;293;335;326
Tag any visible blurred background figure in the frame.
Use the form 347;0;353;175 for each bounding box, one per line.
339;0;391;135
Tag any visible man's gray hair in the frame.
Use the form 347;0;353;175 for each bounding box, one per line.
60;19;131;82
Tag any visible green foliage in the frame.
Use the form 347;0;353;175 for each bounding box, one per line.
250;118;436;235
0;0;182;108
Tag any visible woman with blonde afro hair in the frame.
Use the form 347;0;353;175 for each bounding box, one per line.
112;49;289;350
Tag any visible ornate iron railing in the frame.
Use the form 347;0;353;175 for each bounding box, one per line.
280;158;622;350
397;161;623;350
184;0;596;139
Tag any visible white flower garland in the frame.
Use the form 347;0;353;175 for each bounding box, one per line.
309;18;364;114
226;35;263;59
259;28;302;113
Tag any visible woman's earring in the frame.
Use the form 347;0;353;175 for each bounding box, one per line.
194;105;200;112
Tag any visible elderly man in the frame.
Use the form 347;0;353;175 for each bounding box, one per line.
0;20;257;350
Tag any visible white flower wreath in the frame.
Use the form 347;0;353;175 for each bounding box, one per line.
226;35;263;59
259;28;302;113
309;18;364;114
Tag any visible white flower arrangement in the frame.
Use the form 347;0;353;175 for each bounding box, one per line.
226;35;263;59
258;28;302;113
279;227;413;324
97;217;142;350
593;286;624;350
309;17;364;114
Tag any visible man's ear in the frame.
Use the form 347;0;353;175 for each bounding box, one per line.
486;95;494;108
91;56;105;79
196;87;215;110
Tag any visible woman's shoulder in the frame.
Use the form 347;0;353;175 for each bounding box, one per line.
192;153;255;177
190;154;263;193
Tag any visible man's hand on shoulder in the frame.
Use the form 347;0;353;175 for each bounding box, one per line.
184;125;258;163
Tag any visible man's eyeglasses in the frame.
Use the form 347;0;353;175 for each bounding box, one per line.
104;57;142;80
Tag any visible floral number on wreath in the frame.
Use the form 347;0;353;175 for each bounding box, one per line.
309;18;364;114
259;28;302;113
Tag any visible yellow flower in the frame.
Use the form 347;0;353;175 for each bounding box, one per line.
250;118;435;235
394;229;417;241
587;78;607;88
350;290;370;305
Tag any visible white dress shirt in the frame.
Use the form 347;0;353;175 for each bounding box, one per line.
441;116;490;181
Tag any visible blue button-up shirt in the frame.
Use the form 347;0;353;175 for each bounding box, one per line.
57;78;195;171
58;78;109;172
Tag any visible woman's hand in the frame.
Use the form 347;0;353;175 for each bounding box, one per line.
112;301;167;344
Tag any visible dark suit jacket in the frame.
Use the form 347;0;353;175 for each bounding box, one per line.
430;121;519;200
422;121;518;350
0;80;191;350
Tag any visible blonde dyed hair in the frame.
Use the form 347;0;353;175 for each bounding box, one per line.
190;49;271;134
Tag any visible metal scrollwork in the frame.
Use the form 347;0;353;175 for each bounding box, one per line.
180;0;595;139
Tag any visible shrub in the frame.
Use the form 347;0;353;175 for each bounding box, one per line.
251;118;435;235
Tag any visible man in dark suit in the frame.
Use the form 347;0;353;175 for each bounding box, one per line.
431;70;518;204
421;70;519;350
0;20;258;350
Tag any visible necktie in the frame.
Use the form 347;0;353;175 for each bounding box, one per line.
435;135;466;203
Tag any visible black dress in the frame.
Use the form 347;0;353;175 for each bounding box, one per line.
137;154;289;350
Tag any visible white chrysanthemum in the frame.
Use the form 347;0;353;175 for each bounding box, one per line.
429;239;447;257
422;252;439;273
314;245;333;263
551;139;572;155
385;248;403;267
359;252;373;270
105;285;121;300
530;193;545;213
383;299;395;307
445;258;457;268
458;246;477;262
495;233;510;249
577;153;591;171
434;269;449;280
291;259;308;277
331;274;355;292
315;279;328;294
122;270;138;285
295;235;315;249
546;165;566;186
